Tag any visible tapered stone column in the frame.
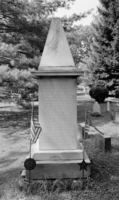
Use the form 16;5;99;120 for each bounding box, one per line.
28;18;90;179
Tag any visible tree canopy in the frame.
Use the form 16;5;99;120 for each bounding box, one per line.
0;0;93;99
0;0;90;67
89;0;119;90
0;0;52;69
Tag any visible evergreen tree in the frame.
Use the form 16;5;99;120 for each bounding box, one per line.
0;0;86;69
90;0;119;90
66;24;92;66
0;0;90;100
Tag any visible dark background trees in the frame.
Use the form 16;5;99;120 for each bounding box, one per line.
89;0;119;92
0;0;92;101
0;0;52;69
2;0;119;99
0;0;52;99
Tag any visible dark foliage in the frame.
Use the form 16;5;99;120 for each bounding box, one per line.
115;88;119;98
0;0;91;98
89;86;109;102
89;0;119;91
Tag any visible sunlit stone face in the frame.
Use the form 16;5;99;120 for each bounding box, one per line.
39;18;75;68
38;78;77;150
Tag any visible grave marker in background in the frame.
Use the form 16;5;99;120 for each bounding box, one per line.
92;101;101;116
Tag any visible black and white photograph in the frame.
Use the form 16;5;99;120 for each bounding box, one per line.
0;0;119;199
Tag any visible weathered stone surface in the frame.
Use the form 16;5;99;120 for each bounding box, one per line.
38;78;77;150
92;101;101;116
27;18;91;179
26;162;91;179
39;18;75;68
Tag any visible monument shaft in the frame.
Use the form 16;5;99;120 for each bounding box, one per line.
38;78;77;150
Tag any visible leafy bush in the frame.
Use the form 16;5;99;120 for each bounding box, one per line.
96;80;106;87
89;87;109;102
115;88;119;98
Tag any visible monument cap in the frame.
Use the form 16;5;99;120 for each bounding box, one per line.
39;18;75;68
32;18;84;77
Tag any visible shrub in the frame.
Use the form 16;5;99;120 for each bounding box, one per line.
96;80;106;87
115;88;119;98
89;86;109;103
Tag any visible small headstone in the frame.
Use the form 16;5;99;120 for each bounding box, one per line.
111;103;119;123
114;112;119;123
92;101;101;116
110;111;115;120
107;101;110;112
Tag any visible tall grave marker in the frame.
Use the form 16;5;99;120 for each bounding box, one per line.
26;18;90;179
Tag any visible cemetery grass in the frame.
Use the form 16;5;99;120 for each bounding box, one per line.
0;101;119;199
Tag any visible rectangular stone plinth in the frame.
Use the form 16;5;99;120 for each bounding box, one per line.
38;78;77;150
25;142;91;179
32;150;83;163
31;139;83;162
26;143;90;179
26;163;91;179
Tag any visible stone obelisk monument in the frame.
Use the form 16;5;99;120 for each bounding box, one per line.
26;18;90;179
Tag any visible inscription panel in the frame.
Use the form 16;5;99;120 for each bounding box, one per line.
38;78;77;150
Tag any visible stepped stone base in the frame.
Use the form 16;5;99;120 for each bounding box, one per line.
25;162;90;180
22;142;91;180
30;140;84;162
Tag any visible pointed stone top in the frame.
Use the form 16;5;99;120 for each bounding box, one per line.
39;18;75;68
32;18;84;77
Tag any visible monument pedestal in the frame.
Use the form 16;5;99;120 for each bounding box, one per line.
23;18;91;179
31;140;83;162
25;142;90;179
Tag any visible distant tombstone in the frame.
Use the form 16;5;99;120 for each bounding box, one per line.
107;101;110;112
114;112;119;123
114;103;119;123
92;101;101;116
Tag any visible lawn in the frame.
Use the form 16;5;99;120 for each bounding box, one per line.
0;100;119;200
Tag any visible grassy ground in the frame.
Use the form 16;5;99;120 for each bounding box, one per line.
0;100;119;199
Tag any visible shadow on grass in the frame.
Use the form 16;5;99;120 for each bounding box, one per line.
77;101;111;126
0;166;83;200
0;167;24;199
85;138;119;180
1;149;119;200
111;138;119;152
0;110;31;128
0;150;29;172
2;128;30;140
0;110;32;143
